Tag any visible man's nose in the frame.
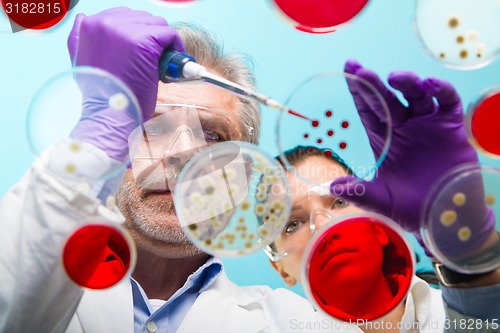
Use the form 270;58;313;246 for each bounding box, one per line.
163;129;200;165
164;149;196;169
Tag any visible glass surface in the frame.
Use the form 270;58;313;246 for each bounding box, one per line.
26;66;142;182
277;72;391;185
271;0;369;34
302;213;414;322
174;141;291;256
466;88;500;158
63;223;136;290
422;163;500;273
148;0;197;8
415;0;500;69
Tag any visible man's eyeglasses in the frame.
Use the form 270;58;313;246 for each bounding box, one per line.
128;104;254;190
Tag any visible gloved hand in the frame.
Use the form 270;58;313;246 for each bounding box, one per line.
330;60;483;239
68;7;185;161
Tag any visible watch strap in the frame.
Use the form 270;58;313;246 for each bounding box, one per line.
434;262;492;287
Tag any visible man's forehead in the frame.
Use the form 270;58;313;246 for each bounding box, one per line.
157;81;238;114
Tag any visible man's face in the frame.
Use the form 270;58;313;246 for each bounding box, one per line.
117;77;240;255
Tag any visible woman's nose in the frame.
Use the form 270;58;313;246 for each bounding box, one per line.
314;214;331;229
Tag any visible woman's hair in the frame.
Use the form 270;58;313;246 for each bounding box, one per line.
278;145;354;175
173;23;260;144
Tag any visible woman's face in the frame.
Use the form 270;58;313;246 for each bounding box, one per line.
271;156;365;285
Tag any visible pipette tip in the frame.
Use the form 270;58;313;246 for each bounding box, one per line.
266;98;310;121
287;109;311;121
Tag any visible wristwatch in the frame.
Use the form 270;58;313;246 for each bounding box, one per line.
433;262;493;287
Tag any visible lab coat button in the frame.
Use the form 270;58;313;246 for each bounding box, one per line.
146;321;157;333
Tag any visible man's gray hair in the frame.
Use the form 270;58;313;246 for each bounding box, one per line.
173;22;261;144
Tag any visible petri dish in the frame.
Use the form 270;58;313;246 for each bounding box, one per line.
466;88;500;158
174;141;290;256
270;0;370;34
415;0;500;69
277;72;392;186
302;212;414;322
148;0;198;8
1;0;72;30
26;67;142;185
421;163;500;273
63;223;136;289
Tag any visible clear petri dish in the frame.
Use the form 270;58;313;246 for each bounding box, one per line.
270;0;370;34
421;163;500;274
414;0;500;69
63;223;137;289
302;212;414;322
466;88;500;158
26;66;142;184
148;0;198;8
277;72;391;186
174;141;291;256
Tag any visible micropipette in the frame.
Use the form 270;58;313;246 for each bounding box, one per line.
158;50;310;121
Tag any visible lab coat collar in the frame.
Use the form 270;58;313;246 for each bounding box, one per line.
75;269;269;333
177;271;270;333
77;278;134;333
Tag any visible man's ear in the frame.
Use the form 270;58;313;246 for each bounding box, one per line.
372;225;389;247
269;260;297;287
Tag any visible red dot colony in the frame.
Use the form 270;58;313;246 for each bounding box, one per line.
302;109;349;155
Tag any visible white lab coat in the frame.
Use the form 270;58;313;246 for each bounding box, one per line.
63;269;330;333
0;159;338;333
0;159;496;333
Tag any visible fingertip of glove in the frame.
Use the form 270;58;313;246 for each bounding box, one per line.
387;71;419;88
74;13;87;22
421;77;441;94
329;175;358;197
344;59;362;74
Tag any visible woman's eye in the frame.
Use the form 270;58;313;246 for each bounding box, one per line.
204;130;223;142
331;198;349;209
285;220;305;234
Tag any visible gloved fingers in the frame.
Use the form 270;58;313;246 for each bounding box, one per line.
388;71;436;116
344;60;379;123
344;60;394;150
329;175;389;214
422;77;462;114
346;60;409;127
67;13;86;65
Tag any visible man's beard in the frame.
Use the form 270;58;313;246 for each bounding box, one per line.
116;174;200;252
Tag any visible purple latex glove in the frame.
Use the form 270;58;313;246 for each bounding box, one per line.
330;60;494;256
68;7;185;161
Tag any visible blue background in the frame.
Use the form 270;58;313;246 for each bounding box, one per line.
1;0;499;297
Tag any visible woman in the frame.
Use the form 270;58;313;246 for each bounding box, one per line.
267;146;438;333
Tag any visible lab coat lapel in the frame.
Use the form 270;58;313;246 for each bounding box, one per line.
76;279;134;333
177;273;269;333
